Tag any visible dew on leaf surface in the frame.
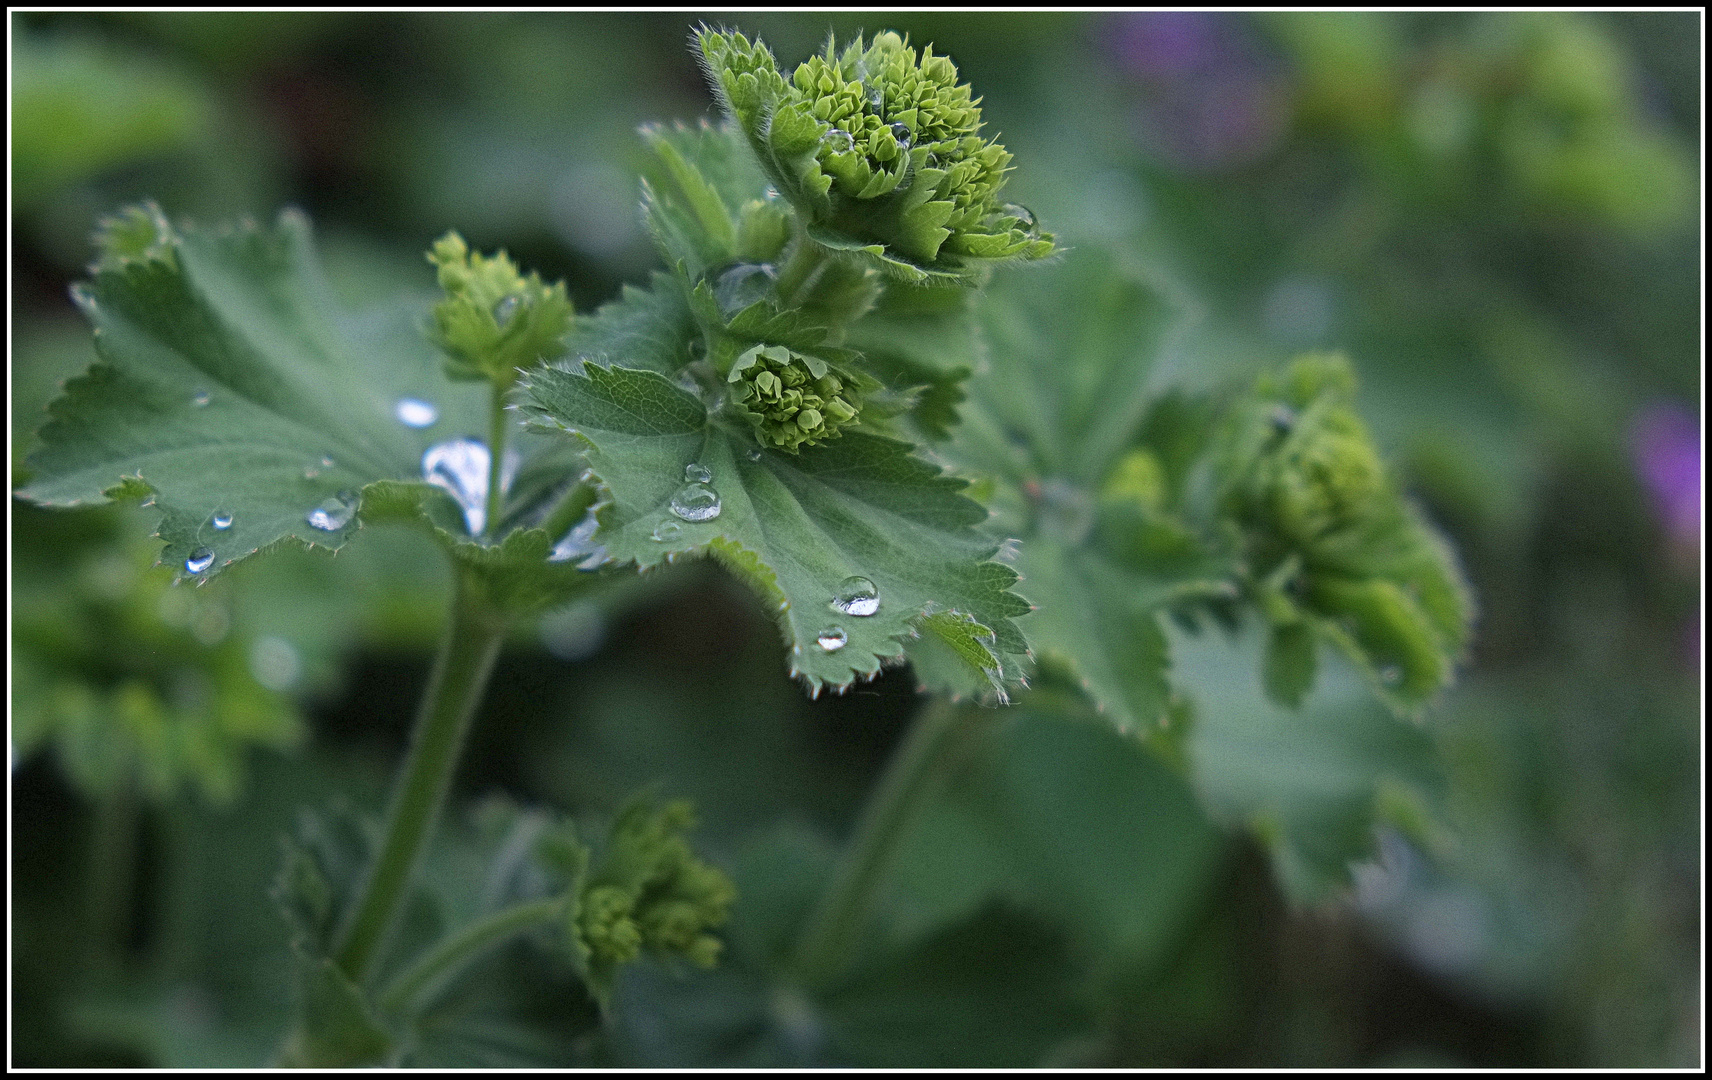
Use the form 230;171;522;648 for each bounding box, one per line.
889;123;912;152
714;263;776;316
422;438;490;535
684;462;713;485
185;547;215;574
211;512;233;530
821;128;854;155
395;397;439;428
816;626;848;652
493;295;520;326
306;490;358;532
831;576;880;617
191;389;211;408
669;483;721;522
652;519;683;542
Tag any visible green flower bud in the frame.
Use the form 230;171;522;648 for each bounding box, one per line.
427;231;574;388
696;27;1053;282
577;884;643;965
728;343;864;452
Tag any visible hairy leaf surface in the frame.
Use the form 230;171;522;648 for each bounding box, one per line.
519;361;1028;691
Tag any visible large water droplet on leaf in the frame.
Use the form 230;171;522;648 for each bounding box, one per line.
684;462;713;485
423;438;490;536
395;397;438;428
306;491;359;532
652;519;683;542
493;295;520;327
821;128;855;155
889;123;912;152
831;576;880;617
211;512;233;530
817;626;848;652
669;483;721;522
185;547;215;574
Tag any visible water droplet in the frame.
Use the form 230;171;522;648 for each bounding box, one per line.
889;123;912;152
652;519;683;542
422;438;491;536
211;512;233;530
684;462;713;484
669;483;721;522
549;511;606;569
714;262;776;316
306;490;358;531
395;397;438;428
816;626;848;652
1380;665;1403;686
493;295;520;326
747;447;764;461
821;128;854;155
764;185;780;200
1002;203;1038;233
185;547;215;574
831;576;880;617
191;389;211;408
868;88;885;114
250;636;302;691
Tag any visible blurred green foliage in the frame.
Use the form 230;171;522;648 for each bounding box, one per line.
11;11;1700;1068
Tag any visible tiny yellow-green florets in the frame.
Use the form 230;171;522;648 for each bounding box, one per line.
427;231;574;388
696;27;1052;280
727;343;862;452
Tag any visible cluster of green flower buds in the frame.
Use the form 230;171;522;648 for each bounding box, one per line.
727;343;862;452
571;799;734;988
696;27;1053;280
1217;353;1471;712
427;231;574;388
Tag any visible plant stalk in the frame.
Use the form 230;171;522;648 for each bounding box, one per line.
333;571;508;983
538;480;598;544
773;226;829;309
379;897;564;1016
790;697;979;988
483;391;509;540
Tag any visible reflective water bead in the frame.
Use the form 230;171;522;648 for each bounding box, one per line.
747;447;764;461
306;490;358;531
493;295;520;326
889;123;912;152
821;128;854;155
422;438;490;536
714;263;776;316
185;547;215;574
652;519;684;542
211;512;234;530
684;462;713;484
831;576;880;617
669;483;721;522
395;397;439;428
191;389;212;408
816;626;848;652
1002;203;1038;233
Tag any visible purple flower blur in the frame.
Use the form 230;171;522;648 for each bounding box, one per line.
1629;401;1701;551
1104;12;1289;172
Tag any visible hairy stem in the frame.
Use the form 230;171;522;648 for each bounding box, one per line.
790;697;980;988
379;897;564;1016
773;225;829;309
483;391;508;540
333;571;508;982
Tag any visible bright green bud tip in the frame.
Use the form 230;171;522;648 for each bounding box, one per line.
728;344;864;452
427;230;574;387
92;201;177;270
694;26;1053;281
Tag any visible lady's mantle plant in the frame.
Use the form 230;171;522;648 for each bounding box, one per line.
17;24;1470;1066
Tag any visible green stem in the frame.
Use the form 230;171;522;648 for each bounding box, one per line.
790;698;979;988
773;226;828;309
539;480;598;544
84;776;139;970
333;571;509;982
378;897;564;1016
483;391;509;540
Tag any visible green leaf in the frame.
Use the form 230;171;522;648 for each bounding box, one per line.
518;361;1029;692
638;120;771;278
1169;615;1444;904
561;271;698;376
276;949;394;1068
18;208;488;584
927;247;1227;726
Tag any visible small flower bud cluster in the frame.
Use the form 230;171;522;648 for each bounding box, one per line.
573;799;734;978
697;27;1052;279
728;344;861;452
427;231;574;388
